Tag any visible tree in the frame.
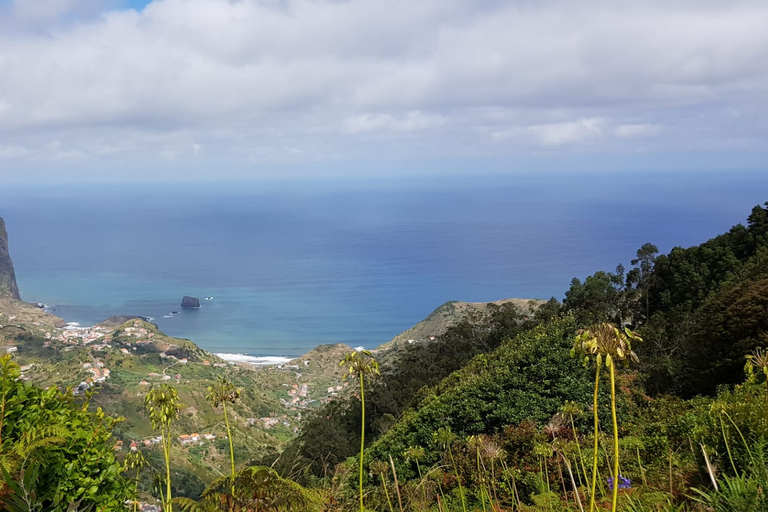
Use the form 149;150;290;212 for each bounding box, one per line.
564;271;626;325
628;243;659;323
573;323;641;512
207;376;241;492
145;384;182;512
340;349;379;512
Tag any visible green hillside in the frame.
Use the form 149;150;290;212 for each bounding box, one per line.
2;202;768;510
270;201;768;512
0;307;353;500
384;298;544;348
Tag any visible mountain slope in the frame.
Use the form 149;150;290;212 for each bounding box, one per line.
384;298;543;348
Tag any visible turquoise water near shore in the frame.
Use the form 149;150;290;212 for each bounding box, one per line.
1;171;766;357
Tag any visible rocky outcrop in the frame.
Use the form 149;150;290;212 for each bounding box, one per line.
180;296;200;308
0;218;20;300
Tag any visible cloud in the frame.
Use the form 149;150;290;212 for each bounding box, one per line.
614;124;661;139
528;118;604;147
0;145;30;159
342;111;445;134
0;0;766;179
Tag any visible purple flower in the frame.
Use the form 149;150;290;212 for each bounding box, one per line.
607;475;631;490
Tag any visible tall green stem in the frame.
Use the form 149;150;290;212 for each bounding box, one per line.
359;378;365;512
490;458;500;508
636;447;647;486
720;415;738;475
134;467;140;512
589;364;600;512
724;410;755;467
502;460;522;511
157;475;165;506
0;374;7;452
449;445;467;512
609;362;619;512
164;424;173;512
415;459;426;505
223;401;236;498
569;414;588;487
477;446;487;512
380;474;394;512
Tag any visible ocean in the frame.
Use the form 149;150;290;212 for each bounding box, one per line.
1;170;766;359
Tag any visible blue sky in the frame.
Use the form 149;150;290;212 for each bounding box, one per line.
124;0;152;9
0;0;767;183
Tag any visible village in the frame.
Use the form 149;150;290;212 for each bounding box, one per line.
2;314;352;463
113;432;219;452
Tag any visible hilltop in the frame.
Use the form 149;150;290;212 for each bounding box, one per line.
383;297;544;348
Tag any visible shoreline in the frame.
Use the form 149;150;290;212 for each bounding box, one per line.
214;353;293;366
55;317;299;367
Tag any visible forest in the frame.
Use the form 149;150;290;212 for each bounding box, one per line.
1;201;767;511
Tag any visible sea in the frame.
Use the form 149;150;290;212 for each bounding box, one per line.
1;170;766;361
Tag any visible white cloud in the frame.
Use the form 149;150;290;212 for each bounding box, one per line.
0;145;30;159
0;0;766;179
614;124;661;139
342;111;445;134
528;118;604;147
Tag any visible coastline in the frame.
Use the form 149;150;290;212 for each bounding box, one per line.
214;353;293;366
41;311;298;367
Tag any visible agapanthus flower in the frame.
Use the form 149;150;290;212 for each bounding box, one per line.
607;475;631;490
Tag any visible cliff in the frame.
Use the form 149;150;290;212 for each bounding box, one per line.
0;217;20;300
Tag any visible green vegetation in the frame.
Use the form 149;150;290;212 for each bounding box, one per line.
206;376;241;494
146;384;183;511
0;354;129;510
268;201;768;511
2;202;768;510
340;350;380;512
384;299;543;348
275;301;538;480
125;449;150;512
573;324;641;512
174;465;320;511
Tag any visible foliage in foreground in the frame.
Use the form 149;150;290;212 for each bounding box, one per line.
0;354;130;510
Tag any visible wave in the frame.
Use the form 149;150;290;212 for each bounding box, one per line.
215;353;293;365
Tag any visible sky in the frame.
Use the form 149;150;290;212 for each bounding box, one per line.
0;0;767;183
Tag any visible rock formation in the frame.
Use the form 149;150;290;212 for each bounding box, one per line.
0;217;21;300
180;296;201;308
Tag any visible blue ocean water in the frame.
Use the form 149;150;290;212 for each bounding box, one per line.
1;171;766;357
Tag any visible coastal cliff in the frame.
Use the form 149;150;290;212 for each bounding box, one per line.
0;217;20;300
